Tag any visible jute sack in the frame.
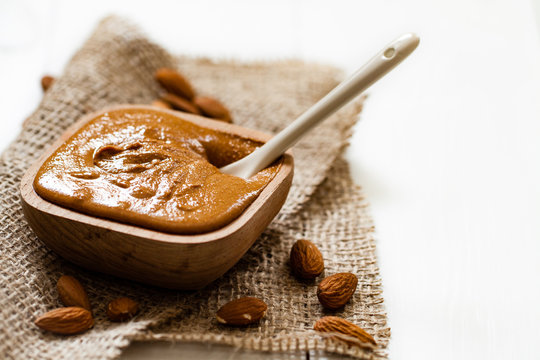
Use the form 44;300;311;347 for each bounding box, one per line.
0;16;390;359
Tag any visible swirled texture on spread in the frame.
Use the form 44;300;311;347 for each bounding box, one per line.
34;109;280;234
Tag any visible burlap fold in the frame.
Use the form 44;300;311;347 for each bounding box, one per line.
0;16;389;359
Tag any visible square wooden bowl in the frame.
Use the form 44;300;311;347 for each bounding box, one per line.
20;105;294;290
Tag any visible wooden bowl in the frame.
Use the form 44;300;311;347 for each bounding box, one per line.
20;105;294;290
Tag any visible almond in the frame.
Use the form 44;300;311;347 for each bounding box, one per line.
317;272;358;309
41;75;55;92
35;307;94;335
154;68;195;100
106;297;139;322
57;275;91;312
193;96;232;123
314;316;376;347
290;239;324;279
161;93;201;115
151;99;172;109
216;297;267;326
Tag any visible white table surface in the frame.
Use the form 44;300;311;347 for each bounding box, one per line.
1;1;540;359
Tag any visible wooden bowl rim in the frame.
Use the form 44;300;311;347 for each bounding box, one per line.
20;104;294;245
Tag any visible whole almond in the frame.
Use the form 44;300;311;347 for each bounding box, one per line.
216;297;267;326
106;297;139;322
161;93;201;115
314;316;376;347
317;273;358;309
154;68;195;100
290;239;324;279
193;96;232;123
35;307;94;335
57;275;91;312
41;75;55;92
151;99;172;109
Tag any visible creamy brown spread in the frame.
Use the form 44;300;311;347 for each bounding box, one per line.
34;108;280;234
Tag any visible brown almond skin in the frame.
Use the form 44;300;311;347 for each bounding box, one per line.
106;297;139;322
57;275;91;312
151;99;172;109
35;307;94;335
154;68;195;100
314;316;376;347
161;93;201;115
41;75;55;92
317;273;358;309
216;297;267;326
193;96;232;123
290;239;324;279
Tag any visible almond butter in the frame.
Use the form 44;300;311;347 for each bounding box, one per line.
314;316;376;347
35;307;94;335
106;297;139;322
216;297;267;326
57;275;91;312
193;96;232;123
317;272;358;309
290;239;324;279
151;99;172;109
154;68;195;100
41;75;55;92
161;93;201;115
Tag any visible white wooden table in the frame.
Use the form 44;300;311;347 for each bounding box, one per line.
1;1;540;359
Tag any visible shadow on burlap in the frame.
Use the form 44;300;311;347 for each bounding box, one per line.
0;16;390;359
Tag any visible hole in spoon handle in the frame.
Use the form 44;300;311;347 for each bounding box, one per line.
383;47;396;59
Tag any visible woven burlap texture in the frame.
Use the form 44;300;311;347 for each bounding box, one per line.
0;16;390;359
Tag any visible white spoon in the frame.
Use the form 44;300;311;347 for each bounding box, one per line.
221;33;420;179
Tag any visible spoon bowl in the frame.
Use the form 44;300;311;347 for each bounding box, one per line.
20;105;294;290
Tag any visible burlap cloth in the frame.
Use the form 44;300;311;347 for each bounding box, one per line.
0;16;390;359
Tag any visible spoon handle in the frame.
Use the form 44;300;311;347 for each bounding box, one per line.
221;33;420;179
